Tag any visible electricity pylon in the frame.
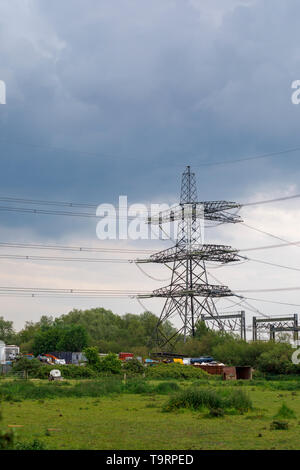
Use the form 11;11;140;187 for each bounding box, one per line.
137;166;242;348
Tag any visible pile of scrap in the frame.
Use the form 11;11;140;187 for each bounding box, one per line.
149;351;252;380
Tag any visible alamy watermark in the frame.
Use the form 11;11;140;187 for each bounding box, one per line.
291;340;300;364
291;80;300;104
0;80;6;104
95;196;205;241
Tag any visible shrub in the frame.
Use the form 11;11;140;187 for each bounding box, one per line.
274;403;296;420
98;353;122;374
14;439;46;450
123;359;145;375
13;357;41;379
84;349;122;374
270;420;289;430
83;347;101;369
146;363;209;380
257;348;296;375
33;364;97;379
208;408;225;418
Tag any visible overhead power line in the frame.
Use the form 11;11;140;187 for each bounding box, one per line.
0;205;140;219
242;296;300;308
1;137;300;167
242;222;298;246
193;146;300;167
245;256;300;273
0;293;134;299
236;286;300;294
0;254;131;263
0;286;150;295
0;191;300;218
239;240;300;252
242;193;300;207
0;241;155;254
0;196;98;209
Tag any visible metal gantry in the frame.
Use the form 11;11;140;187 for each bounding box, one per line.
137;166;243;348
252;314;299;341
201;311;246;340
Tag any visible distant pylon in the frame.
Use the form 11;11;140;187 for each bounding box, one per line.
137;166;243;348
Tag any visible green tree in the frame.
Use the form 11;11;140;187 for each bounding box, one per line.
32;326;62;355
13;357;41;379
0;316;15;343
32;324;89;355
98;353;122;374
83;346;101;369
57;325;89;351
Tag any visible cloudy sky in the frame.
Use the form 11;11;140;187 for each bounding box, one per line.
1;0;300;335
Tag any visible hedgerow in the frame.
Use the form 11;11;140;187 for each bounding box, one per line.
145;363;209;380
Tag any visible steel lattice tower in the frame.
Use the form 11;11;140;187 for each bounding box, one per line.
137;166;243;348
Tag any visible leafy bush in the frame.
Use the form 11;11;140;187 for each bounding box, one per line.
83;347;101;369
163;387;252;414
98;353;122;374
123;359;145;375
146;363;209;380
33;364;97;379
14;439;46;450
84;349;122;374
274;403;296;420
257;347;297;375
270;420;289;430
13;357;42;379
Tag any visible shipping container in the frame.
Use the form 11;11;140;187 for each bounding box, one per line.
119;352;134;361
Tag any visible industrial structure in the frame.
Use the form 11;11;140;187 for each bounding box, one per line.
201;311;246;340
137;166;243;347
252;314;299;341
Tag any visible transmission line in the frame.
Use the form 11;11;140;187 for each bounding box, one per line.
0;254;131;263
0;241;155;254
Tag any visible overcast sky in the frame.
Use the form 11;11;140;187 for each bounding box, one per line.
1;0;300;334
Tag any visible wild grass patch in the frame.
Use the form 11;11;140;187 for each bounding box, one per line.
274;403;296;420
0;378;182;401
163;387;252;414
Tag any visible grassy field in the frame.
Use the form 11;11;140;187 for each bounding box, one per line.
1;378;300;450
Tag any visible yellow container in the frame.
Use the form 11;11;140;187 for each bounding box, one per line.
173;358;183;364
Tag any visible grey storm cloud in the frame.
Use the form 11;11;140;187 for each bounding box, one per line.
0;0;300;235
2;0;300;328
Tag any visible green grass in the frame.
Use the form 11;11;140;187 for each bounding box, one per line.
163;388;252;413
0;378;181;401
1;378;300;449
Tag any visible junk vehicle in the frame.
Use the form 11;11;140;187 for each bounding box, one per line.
190;356;214;364
45;354;66;365
119;352;134;361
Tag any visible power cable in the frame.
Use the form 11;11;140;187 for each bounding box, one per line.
0;241;155;254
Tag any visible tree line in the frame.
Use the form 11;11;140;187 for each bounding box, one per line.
0;309;298;374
